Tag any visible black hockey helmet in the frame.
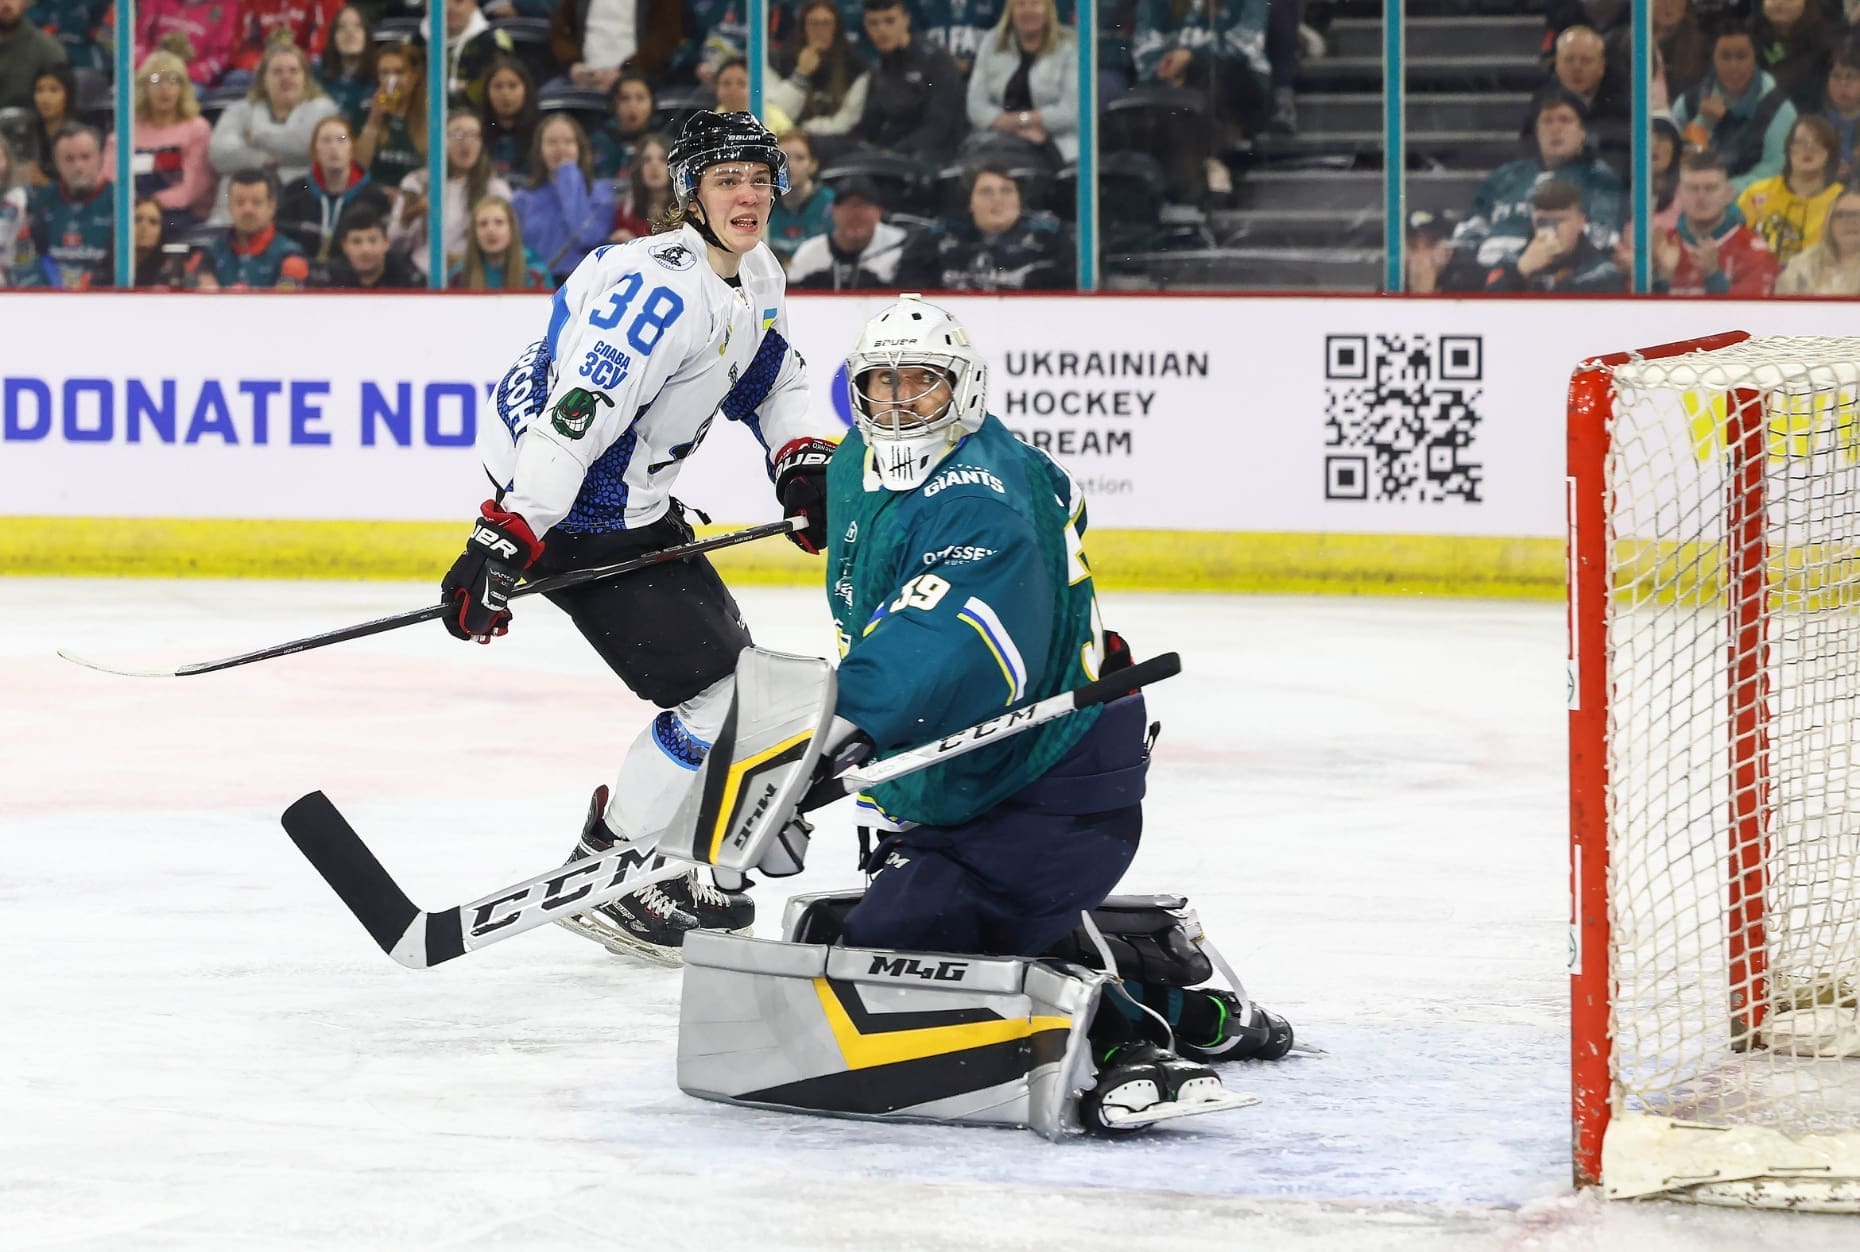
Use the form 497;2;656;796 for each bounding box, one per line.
668;110;790;203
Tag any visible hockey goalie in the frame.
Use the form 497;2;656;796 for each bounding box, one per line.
593;295;1298;1137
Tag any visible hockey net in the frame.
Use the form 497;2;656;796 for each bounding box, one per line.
1568;333;1860;1210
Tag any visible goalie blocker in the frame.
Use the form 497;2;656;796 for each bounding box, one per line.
677;892;1282;1138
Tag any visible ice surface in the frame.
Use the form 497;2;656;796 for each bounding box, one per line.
5;580;1857;1250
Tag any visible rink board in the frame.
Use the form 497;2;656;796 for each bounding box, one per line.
0;291;1836;594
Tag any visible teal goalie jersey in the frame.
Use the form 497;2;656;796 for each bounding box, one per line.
827;414;1108;828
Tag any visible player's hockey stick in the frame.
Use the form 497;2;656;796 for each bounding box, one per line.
57;518;802;678
282;652;1181;969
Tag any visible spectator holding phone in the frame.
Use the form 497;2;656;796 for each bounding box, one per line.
1481;179;1627;292
354;40;428;191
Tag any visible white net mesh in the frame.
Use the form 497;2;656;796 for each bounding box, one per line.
1600;337;1860;1203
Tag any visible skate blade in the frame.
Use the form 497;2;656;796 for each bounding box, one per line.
1099;1086;1261;1130
554;912;686;968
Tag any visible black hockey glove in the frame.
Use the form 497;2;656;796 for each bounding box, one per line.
440;502;545;642
773;437;835;554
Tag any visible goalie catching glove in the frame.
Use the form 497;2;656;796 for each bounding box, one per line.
773;437;834;554
441;502;545;641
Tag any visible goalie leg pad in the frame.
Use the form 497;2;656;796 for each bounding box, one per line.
653;648;837;874
677;931;1104;1140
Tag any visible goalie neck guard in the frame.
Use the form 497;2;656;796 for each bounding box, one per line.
845;293;989;492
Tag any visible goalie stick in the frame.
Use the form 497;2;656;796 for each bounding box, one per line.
282;651;1182;969
58;517;801;679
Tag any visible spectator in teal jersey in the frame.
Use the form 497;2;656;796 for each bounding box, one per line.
0;0;67;112
1131;0;1272;204
766;127;831;267
1823;39;1860;183
918;0;1001;76
1481;178;1627;293
26;0;106;71
1450;89;1624;278
679;0;748;88
316;4;378;129
1674;26;1799;191
591;71;655;180
27;122;111;287
513;111;616;279
449;193;551;288
354;41;429;191
189;167;311;288
478;56;537;181
314;205;421;287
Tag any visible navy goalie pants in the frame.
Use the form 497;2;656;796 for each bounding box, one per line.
839;694;1149;959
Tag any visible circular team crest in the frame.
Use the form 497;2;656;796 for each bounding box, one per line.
650;240;697;271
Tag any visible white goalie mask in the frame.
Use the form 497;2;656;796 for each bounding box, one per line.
844;294;988;491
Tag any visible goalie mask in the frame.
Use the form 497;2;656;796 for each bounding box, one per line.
845;294;988;492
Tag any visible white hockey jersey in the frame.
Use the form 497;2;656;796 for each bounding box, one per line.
480;223;832;536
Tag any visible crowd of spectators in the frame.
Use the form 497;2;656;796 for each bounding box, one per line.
0;0;1112;290
1420;0;1860;297
9;0;1855;295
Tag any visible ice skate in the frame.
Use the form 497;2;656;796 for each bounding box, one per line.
1173;988;1296;1063
1079;1042;1259;1135
554;786;700;966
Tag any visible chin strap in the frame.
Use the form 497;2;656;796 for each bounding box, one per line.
685;201;728;254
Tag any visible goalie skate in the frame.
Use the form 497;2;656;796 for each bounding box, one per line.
1079;1043;1261;1135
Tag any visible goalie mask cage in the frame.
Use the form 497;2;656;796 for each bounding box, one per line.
1569;331;1860;1210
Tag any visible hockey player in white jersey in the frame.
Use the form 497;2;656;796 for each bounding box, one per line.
439;110;840;964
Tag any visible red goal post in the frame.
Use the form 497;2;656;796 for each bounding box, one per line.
1567;331;1860;1210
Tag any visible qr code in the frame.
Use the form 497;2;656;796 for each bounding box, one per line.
1322;334;1484;503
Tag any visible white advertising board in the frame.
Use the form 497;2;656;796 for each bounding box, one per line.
0;291;1834;536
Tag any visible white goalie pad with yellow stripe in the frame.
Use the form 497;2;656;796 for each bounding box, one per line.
655;648;837;873
676;930;1106;1140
